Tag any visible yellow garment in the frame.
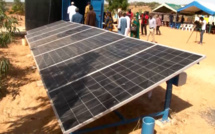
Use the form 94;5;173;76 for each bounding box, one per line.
84;5;90;24
205;17;209;23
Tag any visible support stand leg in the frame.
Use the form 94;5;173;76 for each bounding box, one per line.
162;79;173;122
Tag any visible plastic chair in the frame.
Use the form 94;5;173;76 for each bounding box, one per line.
181;24;187;30
185;24;194;31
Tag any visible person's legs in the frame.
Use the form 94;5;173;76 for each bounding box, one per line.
147;29;152;41
145;25;147;35
152;29;155;42
156;26;158;35
158;26;161;35
200;30;205;44
141;24;144;35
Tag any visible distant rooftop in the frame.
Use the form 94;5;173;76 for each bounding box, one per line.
165;3;182;10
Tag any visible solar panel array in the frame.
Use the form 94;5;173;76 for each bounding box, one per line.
26;21;205;133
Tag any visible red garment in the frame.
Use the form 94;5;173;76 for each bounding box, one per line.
144;15;149;25
156;17;162;26
141;14;144;24
127;12;134;20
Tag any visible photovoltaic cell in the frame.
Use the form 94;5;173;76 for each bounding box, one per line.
25;21;205;134
27;23;80;43
27;21;68;37
39;38;154;91
33;32;124;57
31;28;105;57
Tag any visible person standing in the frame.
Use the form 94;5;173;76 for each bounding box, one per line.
67;2;77;22
144;12;149;35
84;2;90;24
181;15;185;24
118;13;127;35
117;11;122;34
199;17;206;44
131;13;140;39
72;8;83;24
141;12;145;35
127;9;134;21
105;11;113;31
125;14;131;36
147;14;156;43
156;15;162;35
86;5;96;26
169;13;174;27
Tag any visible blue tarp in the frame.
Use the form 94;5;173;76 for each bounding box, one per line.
177;1;215;15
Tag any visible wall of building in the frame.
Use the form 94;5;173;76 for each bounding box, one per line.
25;0;62;30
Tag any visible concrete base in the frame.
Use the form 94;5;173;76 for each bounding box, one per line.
155;118;172;129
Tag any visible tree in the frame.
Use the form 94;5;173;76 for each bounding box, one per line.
105;0;129;11
11;0;25;19
0;0;19;47
0;0;13;94
0;0;6;12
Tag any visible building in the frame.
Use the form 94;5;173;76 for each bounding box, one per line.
25;0;104;30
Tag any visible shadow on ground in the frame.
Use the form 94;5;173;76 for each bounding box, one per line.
1;85;192;134
81;85;192;134
2;96;62;134
0;65;36;100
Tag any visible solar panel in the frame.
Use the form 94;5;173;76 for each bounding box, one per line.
27;20;67;37
25;21;205;133
27;23;79;43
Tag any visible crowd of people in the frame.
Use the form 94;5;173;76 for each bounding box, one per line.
67;2;162;42
103;9;162;43
67;2;207;44
67;2;96;26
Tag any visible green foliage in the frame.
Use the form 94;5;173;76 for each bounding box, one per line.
0;0;19;48
0;58;10;90
0;33;12;47
0;58;10;78
11;0;25;15
0;0;6;13
105;0;129;11
131;2;160;10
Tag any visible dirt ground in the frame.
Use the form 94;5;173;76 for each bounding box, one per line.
0;23;215;134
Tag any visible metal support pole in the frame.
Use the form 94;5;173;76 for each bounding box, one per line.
61;0;64;20
114;110;125;121
162;79;173;122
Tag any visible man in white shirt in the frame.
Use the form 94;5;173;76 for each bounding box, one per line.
118;13;127;35
199;17;206;44
67;2;77;22
147;14;157;43
125;14;130;36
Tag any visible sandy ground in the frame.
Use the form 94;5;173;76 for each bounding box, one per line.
0;25;215;134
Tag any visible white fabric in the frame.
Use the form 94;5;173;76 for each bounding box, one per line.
125;16;130;36
118;17;122;29
67;5;77;22
201;20;206;30
148;18;156;29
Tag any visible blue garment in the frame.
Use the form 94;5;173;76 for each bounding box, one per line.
169;14;173;22
200;30;205;43
72;12;83;23
120;18;127;35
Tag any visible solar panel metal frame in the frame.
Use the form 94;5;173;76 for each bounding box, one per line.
25;21;206;134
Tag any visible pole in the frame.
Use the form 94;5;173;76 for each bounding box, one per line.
162;79;173;121
48;0;52;23
186;25;196;44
